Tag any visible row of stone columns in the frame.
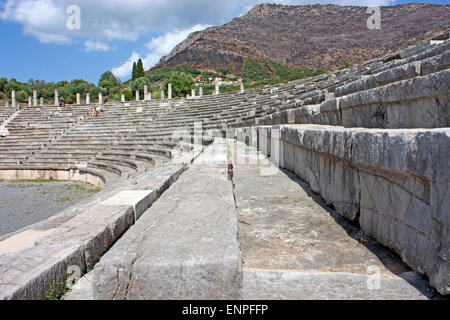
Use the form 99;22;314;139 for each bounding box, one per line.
129;81;245;103
6;82;245;107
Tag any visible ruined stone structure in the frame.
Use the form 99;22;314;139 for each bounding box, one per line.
0;34;448;300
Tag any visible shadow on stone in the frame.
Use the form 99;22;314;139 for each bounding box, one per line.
281;167;444;300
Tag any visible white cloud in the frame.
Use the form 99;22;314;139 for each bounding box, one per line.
112;24;209;80
84;40;111;52
111;52;140;79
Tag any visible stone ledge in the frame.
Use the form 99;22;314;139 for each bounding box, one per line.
258;69;450;129
91;140;242;300
246;124;449;295
0;166;106;189
0;164;189;300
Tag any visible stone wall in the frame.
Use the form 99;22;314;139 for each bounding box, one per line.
259;69;450;129
236;125;450;295
0;167;105;188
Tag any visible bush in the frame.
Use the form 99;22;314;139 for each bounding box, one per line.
99;71;120;86
163;72;194;98
16;90;28;103
243;59;271;82
131;77;152;97
4;80;21;97
218;66;233;75
120;89;133;101
0;78;7;92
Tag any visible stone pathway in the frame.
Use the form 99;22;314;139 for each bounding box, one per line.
229;140;440;300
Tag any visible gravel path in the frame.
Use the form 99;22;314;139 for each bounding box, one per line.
0;181;100;237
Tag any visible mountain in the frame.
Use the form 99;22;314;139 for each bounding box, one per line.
152;3;450;73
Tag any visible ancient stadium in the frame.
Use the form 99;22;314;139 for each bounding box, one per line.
0;31;449;300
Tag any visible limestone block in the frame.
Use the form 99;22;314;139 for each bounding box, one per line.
37;205;135;271
421;50;450;76
0;243;85;300
340;70;450;128
272;124;450;294
92;143;242;300
318;98;341;126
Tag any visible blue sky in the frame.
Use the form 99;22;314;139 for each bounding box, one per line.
0;0;448;84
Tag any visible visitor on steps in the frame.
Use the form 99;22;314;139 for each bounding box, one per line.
91;106;99;118
59;96;66;107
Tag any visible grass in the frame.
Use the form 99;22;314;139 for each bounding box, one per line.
1;180;101;194
46;279;69;300
56;197;71;203
64;183;101;194
4;178;55;183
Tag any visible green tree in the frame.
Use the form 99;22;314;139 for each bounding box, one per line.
131;77;152;97
16;90;28;103
0;78;8;92
163;72;194;98
99;71;119;86
120;89;133;101
136;59;145;78
4;79;21;98
132;62;137;80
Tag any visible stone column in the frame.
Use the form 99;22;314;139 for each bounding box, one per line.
76;93;81;105
191;88;196;98
40;97;44;106
99;93;103;105
240;82;245;94
54;90;59;106
86;93;90;105
161;89;165;100
144;85;148;101
168;83;172;100
136;90;140;101
215;83;220;95
33;91;38;106
121;94;125;103
148;93;152;101
11;90;16;108
6;101;9;108
199;87;203;97
28;96;32;107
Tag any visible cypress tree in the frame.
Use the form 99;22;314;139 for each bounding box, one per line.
137;59;145;78
132;62;137;80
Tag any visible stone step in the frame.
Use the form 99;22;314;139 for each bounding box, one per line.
88;139;242;300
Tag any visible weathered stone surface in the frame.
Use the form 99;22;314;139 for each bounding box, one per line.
421;50;450;75
335;61;421;97
339;70;450;128
230;140;438;300
62;273;94;300
36;205;135;271
243;270;435;300
253;125;450;295
0;243;85;300
101;190;155;220
0;163;191;299
92;140;242;300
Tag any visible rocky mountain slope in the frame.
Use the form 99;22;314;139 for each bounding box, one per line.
153;3;450;73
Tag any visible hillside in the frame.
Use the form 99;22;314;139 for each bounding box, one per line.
152;3;450;73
